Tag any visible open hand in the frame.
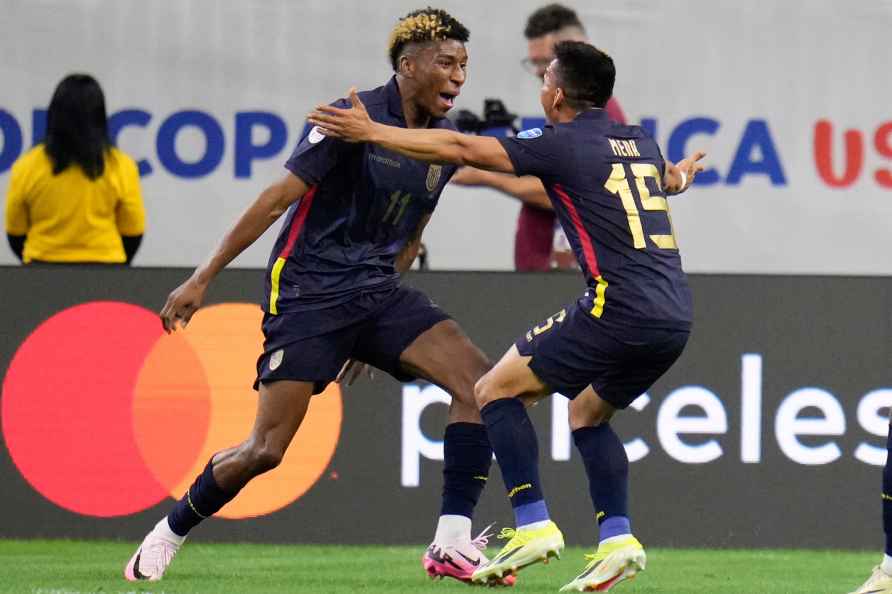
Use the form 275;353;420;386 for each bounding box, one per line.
159;277;207;333
665;151;706;194
308;88;373;143
676;150;707;192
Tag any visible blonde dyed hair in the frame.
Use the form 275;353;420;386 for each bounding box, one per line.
387;7;469;71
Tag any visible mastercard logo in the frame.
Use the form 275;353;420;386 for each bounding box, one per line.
1;301;342;519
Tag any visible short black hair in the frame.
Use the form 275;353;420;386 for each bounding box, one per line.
387;7;470;72
524;4;585;40
553;41;615;110
45;73;112;180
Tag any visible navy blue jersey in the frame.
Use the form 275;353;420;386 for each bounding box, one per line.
499;110;692;329
265;77;457;314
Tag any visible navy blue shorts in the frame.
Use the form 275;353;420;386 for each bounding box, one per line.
255;285;451;394
515;300;689;409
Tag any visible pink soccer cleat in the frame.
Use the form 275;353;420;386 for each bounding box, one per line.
423;524;516;587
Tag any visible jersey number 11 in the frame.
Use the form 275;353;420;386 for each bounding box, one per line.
382;190;412;226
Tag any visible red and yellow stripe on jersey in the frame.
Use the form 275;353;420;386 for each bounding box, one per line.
553;183;608;317
269;187;318;315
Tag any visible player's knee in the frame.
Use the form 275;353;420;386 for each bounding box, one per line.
446;346;493;404
445;368;483;409
245;443;284;475
254;449;284;474
568;401;614;431
474;374;501;409
568;412;612;431
449;385;476;410
474;352;495;378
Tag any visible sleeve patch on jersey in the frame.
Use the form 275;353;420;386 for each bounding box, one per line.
516;128;543;139
308;126;326;144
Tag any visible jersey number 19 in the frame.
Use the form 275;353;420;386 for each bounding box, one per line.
604;163;677;250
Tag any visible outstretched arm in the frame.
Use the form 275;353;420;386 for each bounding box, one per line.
159;172;310;332
451;168;553;210
308;88;516;174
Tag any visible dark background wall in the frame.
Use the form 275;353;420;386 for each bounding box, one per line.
0;267;889;549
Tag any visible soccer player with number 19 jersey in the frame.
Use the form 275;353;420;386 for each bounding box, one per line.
310;40;706;592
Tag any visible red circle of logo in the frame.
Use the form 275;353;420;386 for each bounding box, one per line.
1;301;342;518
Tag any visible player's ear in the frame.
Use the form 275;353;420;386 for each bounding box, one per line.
552;87;565;111
398;54;415;78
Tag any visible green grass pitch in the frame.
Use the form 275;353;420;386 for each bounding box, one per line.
0;540;878;594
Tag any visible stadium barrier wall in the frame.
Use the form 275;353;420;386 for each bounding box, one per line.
2;1;891;274
0;267;889;549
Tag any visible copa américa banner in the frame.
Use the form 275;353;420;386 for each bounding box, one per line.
1;1;891;274
0;267;889;548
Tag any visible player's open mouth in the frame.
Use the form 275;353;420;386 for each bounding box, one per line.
439;92;457;109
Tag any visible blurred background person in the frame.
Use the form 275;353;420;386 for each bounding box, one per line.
451;3;626;271
4;74;145;265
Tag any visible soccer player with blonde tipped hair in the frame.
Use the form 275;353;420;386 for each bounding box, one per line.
124;8;511;585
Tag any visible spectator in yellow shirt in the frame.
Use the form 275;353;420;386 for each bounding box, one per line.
4;74;145;264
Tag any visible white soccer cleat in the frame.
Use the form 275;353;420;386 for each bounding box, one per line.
124;519;184;581
848;566;892;594
560;535;646;592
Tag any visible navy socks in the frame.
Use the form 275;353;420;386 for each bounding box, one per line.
441;422;492;519
573;424;631;540
167;458;237;537
480;398;550;526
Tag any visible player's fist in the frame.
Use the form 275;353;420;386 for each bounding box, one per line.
159;277;207;333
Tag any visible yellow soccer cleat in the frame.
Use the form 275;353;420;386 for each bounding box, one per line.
471;521;564;584
559;535;646;592
847;566;892;594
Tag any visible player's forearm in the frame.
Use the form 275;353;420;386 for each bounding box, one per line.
192;185;292;285
478;172;552;210
368;123;468;166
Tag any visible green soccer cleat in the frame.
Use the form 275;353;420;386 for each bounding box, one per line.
559;535;646;592
847;566;892;594
471;521;564;584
